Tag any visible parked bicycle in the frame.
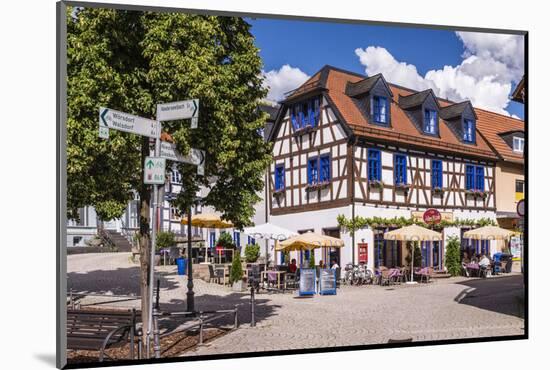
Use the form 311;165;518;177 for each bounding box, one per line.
343;263;374;285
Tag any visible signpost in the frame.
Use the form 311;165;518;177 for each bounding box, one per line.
422;208;442;224
143;157;166;185
319;269;337;295
99;107;160;138
157;99;199;128
299;268;316;296
159;142;205;176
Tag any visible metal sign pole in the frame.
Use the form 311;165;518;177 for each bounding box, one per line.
146;134;161;357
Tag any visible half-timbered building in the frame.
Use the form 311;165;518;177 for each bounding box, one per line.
267;65;502;271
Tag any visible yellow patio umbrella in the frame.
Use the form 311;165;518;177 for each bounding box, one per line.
276;231;344;252
182;213;233;228
383;224;442;284
463;225;515;240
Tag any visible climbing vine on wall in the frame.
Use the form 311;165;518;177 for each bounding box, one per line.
336;214;496;235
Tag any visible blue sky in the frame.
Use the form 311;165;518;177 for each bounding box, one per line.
249;18;524;119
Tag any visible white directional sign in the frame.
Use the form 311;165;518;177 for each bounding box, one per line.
99;107;160;138
160;141;205;175
144;156;166;185
99;126;109;139
157;99;199;128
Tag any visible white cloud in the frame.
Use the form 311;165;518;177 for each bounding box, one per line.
355;32;524;115
262;64;310;102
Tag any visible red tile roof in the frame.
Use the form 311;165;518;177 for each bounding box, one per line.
280;66;524;162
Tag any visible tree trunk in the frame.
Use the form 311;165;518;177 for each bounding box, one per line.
138;137;152;351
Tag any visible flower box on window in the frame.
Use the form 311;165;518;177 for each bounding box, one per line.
432;187;444;195
368;180;384;190
465;189;488;199
305;181;330;192
273;188;285;197
293;124;314;136
394;183;410;191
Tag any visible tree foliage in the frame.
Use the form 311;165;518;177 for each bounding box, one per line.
244;244;260;263
66;7;271;226
230;252;244;284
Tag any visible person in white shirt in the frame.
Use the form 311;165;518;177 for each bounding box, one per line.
330;260;340;270
479;254;491;267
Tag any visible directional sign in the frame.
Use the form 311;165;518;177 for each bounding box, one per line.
160;142;205;175
144;157;166;185
98;126;109;139
99;107;160;138
157;99;199;128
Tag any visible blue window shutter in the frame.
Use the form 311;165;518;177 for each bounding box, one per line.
314;98;320;125
476;166;485;191
466;165;475;190
377;151;381;180
308;158;318;184
308;100;314;126
320;155;331;182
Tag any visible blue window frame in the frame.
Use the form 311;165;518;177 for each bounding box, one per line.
368;149;381;181
247;236;255;245
372;96;388;124
475;166;485;191
466;165;485;191
319;155;331;182
233;231;240;247
394;154;407;185
424;109;438;134
290;97;321;130
275;164;285;191
209;231;216;248
308;157;319;185
431;160;443;188
463;119;475;143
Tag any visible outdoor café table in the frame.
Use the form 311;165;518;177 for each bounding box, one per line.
466;262;480;277
261;270;285;289
215;264;231;285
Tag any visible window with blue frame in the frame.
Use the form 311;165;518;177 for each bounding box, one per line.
368;149;381;181
463;119;475;143
372;96;389;124
209;231;216;248
431;160;443;188
290;97;321;131
308;157;319;185
233;231;240;247
424;109;438;134
247;236;256;245
275;164;285;191
475;166;485;191
394;154;407;185
466;165;485;191
319;155;331;183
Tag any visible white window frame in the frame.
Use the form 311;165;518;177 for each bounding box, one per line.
513;136;524;153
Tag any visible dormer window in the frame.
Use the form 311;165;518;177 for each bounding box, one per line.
290;96;320;132
372;96;389;124
424;109;438;135
513;136;524;153
463;119;475;143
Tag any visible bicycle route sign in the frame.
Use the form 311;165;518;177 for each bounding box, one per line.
99;107;160;139
144;156;166;185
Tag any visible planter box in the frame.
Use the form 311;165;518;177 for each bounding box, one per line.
232;280;244;292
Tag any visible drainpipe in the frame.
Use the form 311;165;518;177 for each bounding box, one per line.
351;136;357;265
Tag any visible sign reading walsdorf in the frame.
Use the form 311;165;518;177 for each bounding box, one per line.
160;142;205;175
157;99;199;128
144;157;166;185
99;107;160;138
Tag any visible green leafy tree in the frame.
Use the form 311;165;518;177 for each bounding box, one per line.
216;232;235;249
445;236;462;276
155;231;175;251
308;251;316;269
67;7;271;337
244;244;260;263
230;253;244;284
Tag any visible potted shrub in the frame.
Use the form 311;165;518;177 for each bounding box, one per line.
244;244;260;263
230;253;244;291
444;236;462;276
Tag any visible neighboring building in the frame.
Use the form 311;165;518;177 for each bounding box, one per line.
511;76;525;103
267;65;504;271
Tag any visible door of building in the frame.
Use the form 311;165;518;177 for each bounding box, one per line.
323;228;341;267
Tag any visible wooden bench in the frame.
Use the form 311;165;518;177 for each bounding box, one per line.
66;308;139;362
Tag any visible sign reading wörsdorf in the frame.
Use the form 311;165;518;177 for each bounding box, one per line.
422;208;442;224
99;107;160;138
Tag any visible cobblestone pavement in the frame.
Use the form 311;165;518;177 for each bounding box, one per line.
68;253;525;356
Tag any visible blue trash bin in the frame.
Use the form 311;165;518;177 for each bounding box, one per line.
176;258;187;275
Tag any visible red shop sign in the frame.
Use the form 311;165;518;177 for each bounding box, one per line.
423;208;442;224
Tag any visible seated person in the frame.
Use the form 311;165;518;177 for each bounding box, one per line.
318;260;326;269
461;252;471;277
479;254;491;268
288;258;297;273
331;260;340;270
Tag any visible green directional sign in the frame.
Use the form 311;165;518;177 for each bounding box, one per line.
143;156;166;185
